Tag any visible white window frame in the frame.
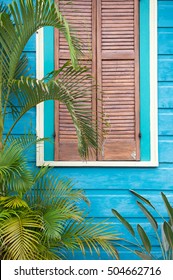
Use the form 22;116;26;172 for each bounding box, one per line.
36;0;158;167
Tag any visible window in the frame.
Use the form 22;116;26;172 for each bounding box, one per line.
36;0;158;167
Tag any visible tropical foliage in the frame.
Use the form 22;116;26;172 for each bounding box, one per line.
112;190;173;260
0;136;119;259
0;0;99;157
0;0;119;259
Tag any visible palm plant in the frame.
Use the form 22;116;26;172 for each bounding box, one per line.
0;0;98;157
112;190;173;260
0;136;119;260
0;0;119;259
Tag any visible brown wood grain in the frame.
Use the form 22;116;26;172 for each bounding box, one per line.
54;0;140;161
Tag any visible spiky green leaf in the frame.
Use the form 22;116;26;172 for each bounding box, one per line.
137;224;151;253
112;209;135;237
163;222;173;249
134;250;152;260
161;192;173;226
130;190;155;209
137;201;158;231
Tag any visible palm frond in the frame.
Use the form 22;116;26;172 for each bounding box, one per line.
32;165;51;184
14;53;30;79
0;209;14;222
36;243;64;260
60;219;119;259
7;133;49;152
1;212;42;260
0;1;9;13
0;196;29;209
0;12;14;82
6;65;99;158
1;0;81;82
42;209;66;241
26;174;89;210
0;140;33;194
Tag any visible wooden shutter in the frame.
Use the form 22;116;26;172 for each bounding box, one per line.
54;0;140;161
54;0;97;161
97;0;140;160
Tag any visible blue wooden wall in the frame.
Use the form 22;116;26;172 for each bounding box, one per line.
4;0;173;260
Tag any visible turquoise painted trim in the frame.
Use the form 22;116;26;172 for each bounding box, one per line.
44;27;54;161
44;1;151;162
140;0;150;160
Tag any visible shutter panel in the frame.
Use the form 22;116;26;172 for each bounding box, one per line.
54;0;96;160
97;0;140;160
54;0;140;162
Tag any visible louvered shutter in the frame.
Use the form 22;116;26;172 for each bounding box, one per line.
54;0;96;160
97;0;140;160
54;0;140;161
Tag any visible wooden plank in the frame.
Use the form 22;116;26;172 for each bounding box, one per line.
158;1;173;27
52;164;173;191
78;190;173;218
158;56;173;81
158;84;173;108
103;141;136;160
158;28;173;55
159;111;173;135
159;140;173;163
102;51;135;60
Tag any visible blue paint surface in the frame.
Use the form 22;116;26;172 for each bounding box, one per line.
44;27;54;160
4;0;173;260
140;0;150;160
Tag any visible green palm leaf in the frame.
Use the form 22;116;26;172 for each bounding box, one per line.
6;65;98;158
1;212;42;259
14;54;30;79
0;141;33;193
1;0;81;82
0;209;14;222
60;219;119;259
0;1;9;13
36;243;63;260
42;209;66;241
0;196;29;209
27;174;89;209
8;133;49;152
